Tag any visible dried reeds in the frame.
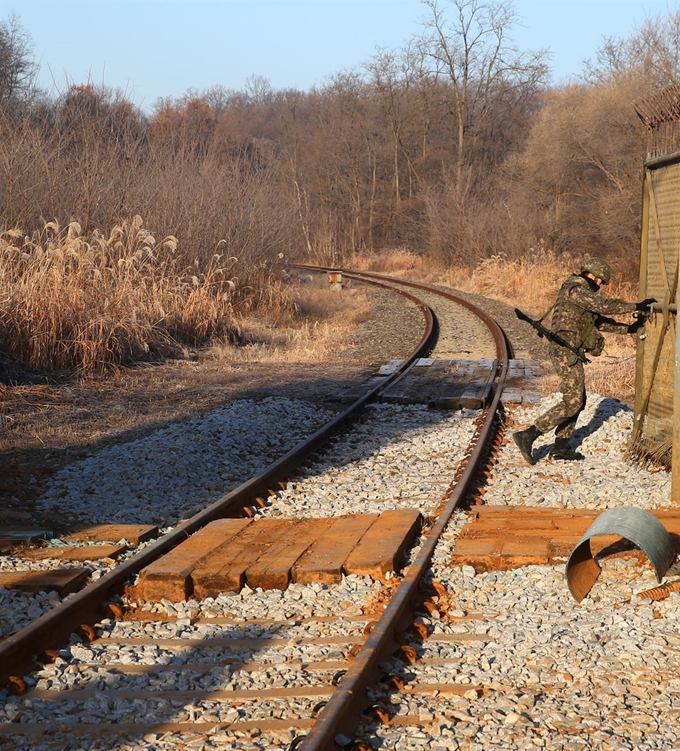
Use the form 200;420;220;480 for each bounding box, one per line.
448;251;637;316
0;217;241;374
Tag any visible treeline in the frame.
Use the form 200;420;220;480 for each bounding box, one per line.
2;1;680;331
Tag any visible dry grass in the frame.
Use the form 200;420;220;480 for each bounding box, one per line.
351;249;637;314
584;335;637;400
0;275;378;522
447;252;637;317
210;281;374;364
0;218;241;374
348;248;422;274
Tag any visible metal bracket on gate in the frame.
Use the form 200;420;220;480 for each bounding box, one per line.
566;506;675;603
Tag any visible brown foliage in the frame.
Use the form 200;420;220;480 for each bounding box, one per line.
0;3;673;377
0;218;241;373
500;80;647;272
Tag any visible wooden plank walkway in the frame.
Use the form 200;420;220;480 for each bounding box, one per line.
452;505;680;573
140;518;251;602
501;359;542;405
138;510;423;601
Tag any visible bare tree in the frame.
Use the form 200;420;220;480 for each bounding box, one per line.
245;74;274;105
365;48;412;205
585;9;680;88
202;84;240;115
0;12;37;105
419;0;548;191
500;79;646;265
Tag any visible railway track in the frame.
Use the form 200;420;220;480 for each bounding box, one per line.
1;268;674;750
0;269;510;749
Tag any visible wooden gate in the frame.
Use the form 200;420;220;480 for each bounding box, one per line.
633;88;680;502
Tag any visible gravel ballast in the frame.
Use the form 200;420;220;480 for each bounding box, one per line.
0;266;674;750
1;390;679;751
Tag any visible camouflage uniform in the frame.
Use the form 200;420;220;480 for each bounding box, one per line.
534;274;635;439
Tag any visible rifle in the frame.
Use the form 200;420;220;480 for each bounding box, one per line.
514;308;590;364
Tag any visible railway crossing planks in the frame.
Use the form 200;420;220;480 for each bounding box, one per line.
245;517;335;590
452;505;680;572
334;357;542;409
380;358;497;410
193;518;297;597
137;511;422;601
343;508;422;579
501;359;542;404
291;514;379;585
138;518;251;601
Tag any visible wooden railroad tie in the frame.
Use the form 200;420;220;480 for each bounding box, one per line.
452;506;680;573
0;524;161;594
137;509;422;602
0;568;89;596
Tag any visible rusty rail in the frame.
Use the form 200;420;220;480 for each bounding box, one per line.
0;282;436;689
293;266;510;750
1;266;511;751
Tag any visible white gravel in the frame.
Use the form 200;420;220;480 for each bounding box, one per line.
35;397;331;526
1;396;331;639
360;393;678;751
1;391;678;751
263;402;478;518
496;393;670;510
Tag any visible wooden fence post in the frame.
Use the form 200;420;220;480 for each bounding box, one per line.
673;256;680;505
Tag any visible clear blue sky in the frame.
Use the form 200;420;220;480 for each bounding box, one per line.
2;0;678;111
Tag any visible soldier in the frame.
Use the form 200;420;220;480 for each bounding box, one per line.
513;257;656;464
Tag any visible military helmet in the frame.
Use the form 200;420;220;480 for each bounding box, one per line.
580;257;611;285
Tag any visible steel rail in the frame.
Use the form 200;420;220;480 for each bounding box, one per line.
293;266;510;751
293;264;513;360
0;283;436;690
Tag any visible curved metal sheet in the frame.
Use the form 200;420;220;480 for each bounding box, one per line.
566;506;675;603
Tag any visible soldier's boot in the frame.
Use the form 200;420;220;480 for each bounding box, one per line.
513;425;541;465
549;437;585;461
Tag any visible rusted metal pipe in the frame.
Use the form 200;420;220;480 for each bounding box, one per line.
566;506;674;603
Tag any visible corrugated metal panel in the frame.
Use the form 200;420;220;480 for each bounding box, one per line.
638;163;680;456
634;86;680;494
645;318;675;431
645;167;680;294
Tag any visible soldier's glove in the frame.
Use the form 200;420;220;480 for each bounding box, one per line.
627;318;645;334
635;297;658;310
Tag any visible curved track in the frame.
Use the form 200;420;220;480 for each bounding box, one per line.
292;267;510;749
0;269;511;750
